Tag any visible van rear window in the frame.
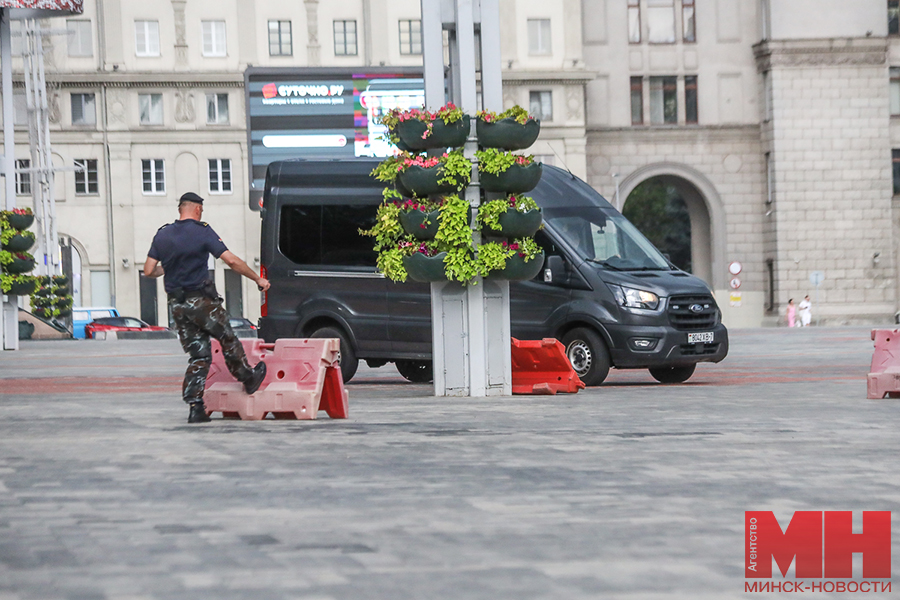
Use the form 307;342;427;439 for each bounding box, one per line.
279;204;378;267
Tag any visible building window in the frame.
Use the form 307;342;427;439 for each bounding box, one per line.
628;0;641;43
67;20;92;57
649;76;677;124
399;19;422;55
893;150;900;195
201;20;226;57
891;68;900;115
208;159;232;194
206;93;228;124
142;159;165;194
527;19;551;55
139;93;163;125
71;93;96;125
683;0;696;42
333;20;358;56
685;75;698;124
135;20;160;57
529;91;553;121
647;0;675;44
630;77;644;124
74;159;99;195
891;0;900;35
268;20;292;56
15;159;30;196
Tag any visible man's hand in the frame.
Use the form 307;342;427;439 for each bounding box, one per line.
143;257;164;278
257;278;271;292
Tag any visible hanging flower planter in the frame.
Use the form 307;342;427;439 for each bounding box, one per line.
399;208;442;240
486;251;545;281
397;115;471;150
32;307;53;319
32;295;54;307
57;307;72;317
483;208;543;239
3;232;35;252
403;251;449;283
476;117;540;150
480;162;543;194
54;284;71;296
6;254;35;274
52;275;69;286
4;278;36;296
4;211;34;230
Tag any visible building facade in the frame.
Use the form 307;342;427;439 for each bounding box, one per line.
1;0;897;328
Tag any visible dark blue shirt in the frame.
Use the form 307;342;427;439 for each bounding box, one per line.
148;219;228;293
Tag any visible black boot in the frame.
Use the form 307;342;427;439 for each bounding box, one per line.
188;401;211;423
243;362;267;395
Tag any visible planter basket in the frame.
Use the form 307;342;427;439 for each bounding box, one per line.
482;208;543;239
6;213;34;230
399;165;465;197
399;209;441;240
32;307;52;319
5;256;35;274
476;118;540;150
5;279;36;296
52;275;69;286
32;295;54;307
57;307;72;317
396;115;471;150
54;284;71;296
486;251;545;281
403;252;448;283
35;286;52;297
3;233;35;252
480;162;543;194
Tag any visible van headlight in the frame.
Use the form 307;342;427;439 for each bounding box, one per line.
613;285;660;310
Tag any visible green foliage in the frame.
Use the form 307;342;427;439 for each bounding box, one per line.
371;155;404;184
443;247;478;283
1;273;35;294
478;194;540;232
0;250;12;266
360;201;404;253
622;179;692;272
475;149;533;176
476;105;535;125
437;150;472;189
475;241;514;275
512;236;542;261
1;228;34;246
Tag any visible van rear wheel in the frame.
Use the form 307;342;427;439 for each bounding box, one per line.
395;360;434;383
649;364;696;384
310;326;359;383
562;327;611;386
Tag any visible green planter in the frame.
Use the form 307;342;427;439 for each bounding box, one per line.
57;307;72;317
52;275;69;286
32;295;54;307
480;162;543;194
5;256;35;274
482;208;543;239
54;284;71;296
399;165;463;197
486;251;545;281
403;252;448;282
5;279;36;296
396;115;470;150
3;233;35;252
32;307;53;319
476;118;540;150
6;213;34;230
399;209;441;240
35;286;52;297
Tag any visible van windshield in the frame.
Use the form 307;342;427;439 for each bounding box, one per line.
543;207;671;270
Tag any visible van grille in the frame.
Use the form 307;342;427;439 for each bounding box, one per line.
680;343;721;356
668;294;719;331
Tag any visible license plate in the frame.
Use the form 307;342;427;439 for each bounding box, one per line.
688;332;714;344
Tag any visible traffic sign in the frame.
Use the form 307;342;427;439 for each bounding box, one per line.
809;271;825;286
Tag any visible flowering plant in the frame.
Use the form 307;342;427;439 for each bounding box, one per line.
478;194;541;232
476;105;535;125
379;102;466;140
0;273;35;294
475;148;534;175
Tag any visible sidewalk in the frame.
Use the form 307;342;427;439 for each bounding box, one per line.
0;327;897;599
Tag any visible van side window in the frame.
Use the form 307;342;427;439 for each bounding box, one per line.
279;204;378;267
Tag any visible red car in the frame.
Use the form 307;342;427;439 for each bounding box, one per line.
85;316;171;339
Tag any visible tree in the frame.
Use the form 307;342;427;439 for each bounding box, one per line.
622;179;692;272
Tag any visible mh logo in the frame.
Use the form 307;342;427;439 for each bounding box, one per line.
745;511;891;578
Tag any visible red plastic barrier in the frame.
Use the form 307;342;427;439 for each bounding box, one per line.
867;329;900;399
511;337;586;395
203;338;349;419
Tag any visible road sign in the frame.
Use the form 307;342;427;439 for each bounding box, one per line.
729;261;742;275
730;277;741;289
809;271;825;286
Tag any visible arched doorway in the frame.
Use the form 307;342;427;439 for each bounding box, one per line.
619;164;724;290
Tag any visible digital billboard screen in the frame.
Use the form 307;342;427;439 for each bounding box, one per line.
245;67;424;210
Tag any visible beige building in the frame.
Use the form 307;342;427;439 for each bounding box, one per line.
2;0;898;327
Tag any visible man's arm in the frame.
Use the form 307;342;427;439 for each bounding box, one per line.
143;257;164;278
220;250;271;291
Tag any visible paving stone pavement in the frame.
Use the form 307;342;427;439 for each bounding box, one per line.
0;327;898;600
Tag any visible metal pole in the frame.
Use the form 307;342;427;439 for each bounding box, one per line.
1;8;19;350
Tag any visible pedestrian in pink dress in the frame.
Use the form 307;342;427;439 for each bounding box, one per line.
786;298;796;328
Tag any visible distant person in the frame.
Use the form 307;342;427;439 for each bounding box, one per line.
798;295;812;327
143;192;270;424
786;299;796;328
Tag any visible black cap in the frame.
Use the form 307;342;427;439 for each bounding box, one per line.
178;192;204;205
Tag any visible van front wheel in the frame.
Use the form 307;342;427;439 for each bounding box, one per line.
562;327;611;386
396;360;434;383
310;326;359;383
649;364;696;384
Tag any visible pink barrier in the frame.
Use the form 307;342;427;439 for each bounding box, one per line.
203;338;349;420
511;337;586;395
867;329;900;399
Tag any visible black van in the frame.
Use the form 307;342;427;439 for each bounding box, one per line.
259;159;728;385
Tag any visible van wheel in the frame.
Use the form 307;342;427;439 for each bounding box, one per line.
562;327;611;386
395;360;434;383
649;364;696;384
310;326;359;383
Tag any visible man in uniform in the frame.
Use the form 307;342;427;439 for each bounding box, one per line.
143;192;270;423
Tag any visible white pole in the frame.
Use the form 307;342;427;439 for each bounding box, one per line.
2;8;19;350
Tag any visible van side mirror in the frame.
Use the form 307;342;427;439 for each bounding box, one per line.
544;255;566;284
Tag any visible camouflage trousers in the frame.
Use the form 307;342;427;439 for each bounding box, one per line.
170;295;253;404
